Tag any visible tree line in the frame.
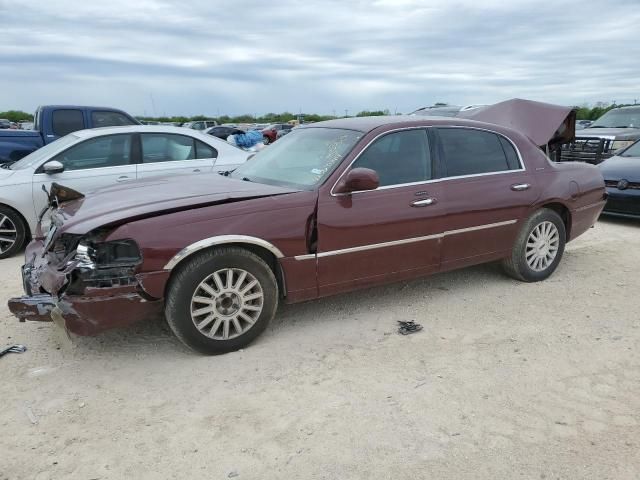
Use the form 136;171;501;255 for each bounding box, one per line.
1;103;636;124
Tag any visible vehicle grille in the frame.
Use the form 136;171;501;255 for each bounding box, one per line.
560;137;614;164
605;180;640;190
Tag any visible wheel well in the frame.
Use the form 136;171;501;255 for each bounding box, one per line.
542;202;571;239
168;243;287;298
0;203;31;240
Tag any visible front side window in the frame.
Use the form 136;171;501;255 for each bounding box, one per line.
352;129;431;186
52;109;85;137
51;134;132;171
438;128;518;177
231;127;362;189
91;111;136;128
141;134;195;163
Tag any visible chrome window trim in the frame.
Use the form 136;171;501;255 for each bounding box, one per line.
294;219;517;260
330;125;526;196
164;235;284;270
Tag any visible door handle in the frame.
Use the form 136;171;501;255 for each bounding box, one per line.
192;169;201;173
116;175;130;183
411;198;437;207
511;183;530;191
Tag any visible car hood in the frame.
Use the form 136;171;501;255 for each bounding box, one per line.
56;173;300;235
576;128;640;140
0;168;16;182
598;155;640;182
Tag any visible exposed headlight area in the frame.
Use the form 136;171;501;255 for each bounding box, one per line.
66;239;143;294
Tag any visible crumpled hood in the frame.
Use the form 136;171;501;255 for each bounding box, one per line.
57;173;300;235
598;155;640;182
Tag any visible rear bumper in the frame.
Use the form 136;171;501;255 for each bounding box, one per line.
7;240;165;336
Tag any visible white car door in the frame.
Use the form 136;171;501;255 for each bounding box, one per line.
31;133;137;219
136;133;216;178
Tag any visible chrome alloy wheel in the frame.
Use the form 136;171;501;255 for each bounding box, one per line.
190;268;264;340
526;221;560;272
0;214;17;255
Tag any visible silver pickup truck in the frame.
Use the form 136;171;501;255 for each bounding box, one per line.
562;105;640;164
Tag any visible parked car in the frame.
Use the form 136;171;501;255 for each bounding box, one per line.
0;105;139;165
261;123;293;144
205;125;245;140
598;139;640;218
0;119;11;129
19;122;35;130
411;105;486;117
8;109;606;354
561;106;640;164
0;126;251;258
576;120;593;130
183;120;218;130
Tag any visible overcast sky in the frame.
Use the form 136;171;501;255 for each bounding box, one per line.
1;0;639;117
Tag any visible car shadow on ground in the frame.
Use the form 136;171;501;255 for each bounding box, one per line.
55;261;513;357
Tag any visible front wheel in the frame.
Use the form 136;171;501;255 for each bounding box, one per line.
262;136;270;145
502;208;566;282
165;247;278;354
0;206;27;259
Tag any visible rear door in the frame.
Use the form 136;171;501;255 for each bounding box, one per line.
435;127;539;269
316;128;446;296
31;133;136;217
48;109;86;143
136;133;217;178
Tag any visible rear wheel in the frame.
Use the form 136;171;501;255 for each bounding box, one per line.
0;206;27;259
502;208;566;282
165;247;278;354
262;135;270;145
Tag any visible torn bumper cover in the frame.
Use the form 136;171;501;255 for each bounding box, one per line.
7;240;165;336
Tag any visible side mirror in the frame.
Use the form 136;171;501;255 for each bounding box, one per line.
334;167;380;194
42;160;65;175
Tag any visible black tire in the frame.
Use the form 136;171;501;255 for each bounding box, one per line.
0;206;27;260
502;208;566;282
262;136;270;145
165;247;278;355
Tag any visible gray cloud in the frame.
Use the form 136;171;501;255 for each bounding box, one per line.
1;0;639;116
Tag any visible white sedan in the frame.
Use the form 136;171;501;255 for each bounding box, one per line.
0;125;251;258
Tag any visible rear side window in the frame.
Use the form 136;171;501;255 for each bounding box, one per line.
352;129;431;186
52;134;132;171
195;140;217;159
438;128;519;177
91;111;136;128
141;134;195;163
52;110;85;137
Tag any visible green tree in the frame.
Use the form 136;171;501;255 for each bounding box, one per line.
0;110;33;122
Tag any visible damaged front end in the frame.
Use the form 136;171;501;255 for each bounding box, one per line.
8;185;163;335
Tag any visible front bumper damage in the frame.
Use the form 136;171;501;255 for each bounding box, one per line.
8;240;165;336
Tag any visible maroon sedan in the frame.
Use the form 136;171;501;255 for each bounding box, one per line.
262;123;292;144
9;112;606;354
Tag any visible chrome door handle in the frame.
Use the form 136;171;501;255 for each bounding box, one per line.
117;176;130;183
511;183;530;191
411;198;436;207
193;169;201;172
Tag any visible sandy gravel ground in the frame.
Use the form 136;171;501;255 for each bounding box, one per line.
1;217;639;479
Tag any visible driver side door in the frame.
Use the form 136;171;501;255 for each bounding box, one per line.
31;133;137;219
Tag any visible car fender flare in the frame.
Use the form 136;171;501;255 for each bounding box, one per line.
163;235;285;271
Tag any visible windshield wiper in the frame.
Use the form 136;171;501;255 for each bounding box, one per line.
241;177;252;182
218;169;236;177
0;161;15;169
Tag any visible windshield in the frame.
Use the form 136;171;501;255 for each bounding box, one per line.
621;140;640;157
230;127;363;189
590;109;640;128
10;134;79;170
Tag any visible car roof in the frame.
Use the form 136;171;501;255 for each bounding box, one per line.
300;115;512;134
72;125;211;138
